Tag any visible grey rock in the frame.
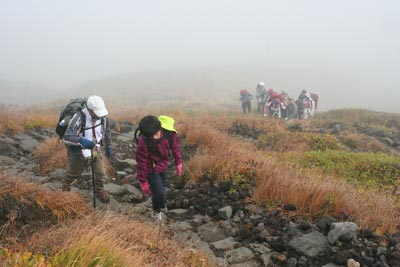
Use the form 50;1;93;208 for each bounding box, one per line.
211;237;239;251
321;264;342;267
197;222;227;242
224;247;255;264
327;222;359;245
123;167;134;174
288;231;330;257
260;253;273;267
259;229;270;240
116;171;128;178
169;221;193;232
230;261;259;267
104;183;126;196
11;133;39;153
117;158;137;169
377;246;387;255
168;209;189;215
218;206;233;220
116;134;134;142
48;168;66;180
122;184;143;201
248;243;271;254
0;137;19;155
287;257;297;267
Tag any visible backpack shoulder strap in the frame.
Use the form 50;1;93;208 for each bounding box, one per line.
79;110;86;137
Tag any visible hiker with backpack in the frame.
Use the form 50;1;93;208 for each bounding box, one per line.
239;89;253;114
297;90;315;119
62;95;111;203
285;97;298;120
135;115;182;223
255;82;267;113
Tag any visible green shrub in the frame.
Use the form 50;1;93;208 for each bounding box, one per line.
257;131;341;152
293;150;400;189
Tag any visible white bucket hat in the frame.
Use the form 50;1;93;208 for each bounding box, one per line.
87;95;108;117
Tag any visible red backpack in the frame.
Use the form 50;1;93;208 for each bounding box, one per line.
240;89;248;95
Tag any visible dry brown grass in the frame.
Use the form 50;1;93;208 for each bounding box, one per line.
0;174;90;220
338;130;387;153
181;115;400;233
34;137;67;175
27;212;213;267
34;137;114;177
0;174;91;242
0;105;58;135
0;106;25;134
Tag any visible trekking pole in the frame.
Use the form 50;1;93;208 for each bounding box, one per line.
90;150;96;208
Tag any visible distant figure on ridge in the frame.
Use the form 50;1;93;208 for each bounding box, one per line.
285;97;298;120
297;90;316;119
239;89;253;114
255;82;267;113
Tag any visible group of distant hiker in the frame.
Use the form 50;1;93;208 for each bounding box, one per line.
56;95;182;224
239;82;319;119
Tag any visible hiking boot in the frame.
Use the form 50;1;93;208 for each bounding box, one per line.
153;211;166;224
97;190;110;203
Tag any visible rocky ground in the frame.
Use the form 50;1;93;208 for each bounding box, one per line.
1;122;400;267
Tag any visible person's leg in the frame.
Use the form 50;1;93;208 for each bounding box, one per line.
241;102;246;114
64;148;86;191
148;173;166;212
92;153;109;203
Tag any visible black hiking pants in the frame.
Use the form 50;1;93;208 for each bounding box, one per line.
242;101;251;114
148;172;166;212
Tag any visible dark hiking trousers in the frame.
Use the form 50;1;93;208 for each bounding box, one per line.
148;172;166;212
242;101;251;113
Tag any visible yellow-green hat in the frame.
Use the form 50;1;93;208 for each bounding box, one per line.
158;115;177;133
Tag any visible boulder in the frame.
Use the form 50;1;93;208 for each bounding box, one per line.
224;247;255;264
197;222;227;243
288;231;329;257
218;206;233;220
327;222;359;245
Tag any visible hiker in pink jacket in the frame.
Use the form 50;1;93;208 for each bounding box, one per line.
134;115;182;222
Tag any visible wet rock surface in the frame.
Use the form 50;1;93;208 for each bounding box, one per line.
1;125;400;266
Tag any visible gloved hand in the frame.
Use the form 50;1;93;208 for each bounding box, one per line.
79;137;95;149
140;182;151;196
176;163;183;177
105;146;112;159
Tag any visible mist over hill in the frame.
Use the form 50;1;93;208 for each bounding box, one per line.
1;66;398;112
0;79;59;105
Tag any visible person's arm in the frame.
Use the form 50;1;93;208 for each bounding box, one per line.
63;112;83;146
170;132;182;166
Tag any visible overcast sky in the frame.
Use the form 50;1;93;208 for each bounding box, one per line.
0;0;399;90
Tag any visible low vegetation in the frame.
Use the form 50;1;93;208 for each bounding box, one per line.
0;175;211;267
292;150;400;189
182;113;400;233
34;137;67;174
257;131;342;152
313;108;400;133
0;174;90;244
0;105;57;135
2;105;400;265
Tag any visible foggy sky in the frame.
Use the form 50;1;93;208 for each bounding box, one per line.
1;0;399;92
